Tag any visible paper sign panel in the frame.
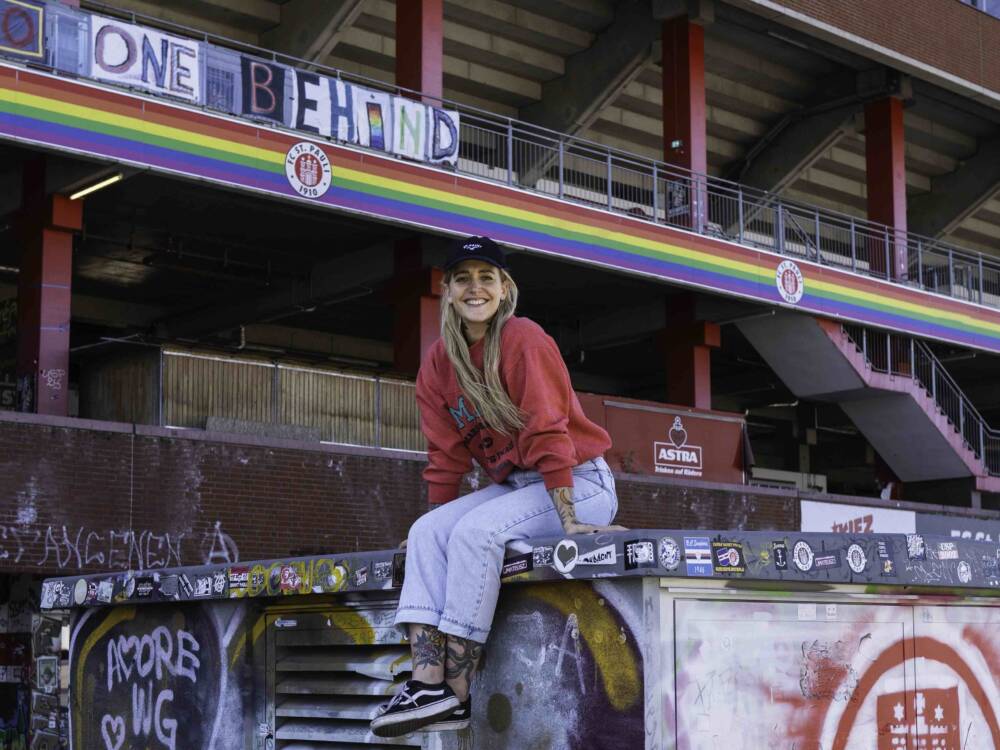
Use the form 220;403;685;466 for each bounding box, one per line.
90;17;201;102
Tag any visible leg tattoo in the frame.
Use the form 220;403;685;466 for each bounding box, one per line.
445;637;484;701
412;626;446;670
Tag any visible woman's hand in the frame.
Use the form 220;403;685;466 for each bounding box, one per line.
562;521;628;535
548;486;627;534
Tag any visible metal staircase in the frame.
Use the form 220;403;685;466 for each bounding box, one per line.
737;312;1000;492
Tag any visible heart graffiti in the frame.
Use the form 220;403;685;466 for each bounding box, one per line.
101;714;125;750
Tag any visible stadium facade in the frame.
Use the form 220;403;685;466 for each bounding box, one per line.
4;0;1000;746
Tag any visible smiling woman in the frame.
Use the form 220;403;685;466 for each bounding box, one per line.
370;236;626;738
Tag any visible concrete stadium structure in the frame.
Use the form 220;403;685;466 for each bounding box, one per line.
5;0;1000;746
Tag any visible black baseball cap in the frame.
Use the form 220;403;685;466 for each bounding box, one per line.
443;235;507;271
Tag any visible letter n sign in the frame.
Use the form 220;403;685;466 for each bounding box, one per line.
0;0;44;60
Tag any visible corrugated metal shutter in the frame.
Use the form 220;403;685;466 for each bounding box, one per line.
268;604;418;748
46;4;89;75
162;351;274;427
79;349;158;424
159;351;422;449
278;366;377;445
378;380;424;452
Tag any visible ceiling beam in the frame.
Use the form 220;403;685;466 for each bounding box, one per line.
731;70;909;195
158;241;396;341
260;0;366;64
907;136;1000;239
515;0;661;185
734;103;856;195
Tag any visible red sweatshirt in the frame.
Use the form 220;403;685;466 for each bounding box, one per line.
416;316;612;504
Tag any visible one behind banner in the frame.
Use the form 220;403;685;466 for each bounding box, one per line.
90;16;201;102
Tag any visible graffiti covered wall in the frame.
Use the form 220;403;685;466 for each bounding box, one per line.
671;597;1000;749
69;601;262;750
453;579;648;750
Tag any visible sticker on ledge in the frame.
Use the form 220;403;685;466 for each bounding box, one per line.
624;539;657;570
392;553;407;588
793;540;814;572
773;541;788;571
659;537;681;571
846;544;868;574
775;260;804;304
712;541;745;575
957;561;972;584
578;544;616;566
906;534;926;560
501;553;533;578
373;561;393;581
684;537;713;577
814;552;840;570
533;545;554;568
553;540;579;574
936;542;959;561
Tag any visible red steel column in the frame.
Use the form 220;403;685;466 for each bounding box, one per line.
395;0;443;101
662;16;707;232
393;240;442;373
16;163;81;415
393;3;442;371
662;295;719;409
865;97;908;280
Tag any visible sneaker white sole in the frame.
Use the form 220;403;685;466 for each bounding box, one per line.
419;716;471;732
370;696;461;738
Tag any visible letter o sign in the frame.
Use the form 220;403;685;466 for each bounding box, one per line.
95;24;136;74
1;6;34;49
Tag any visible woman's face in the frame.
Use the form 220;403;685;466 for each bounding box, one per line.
446;259;507;339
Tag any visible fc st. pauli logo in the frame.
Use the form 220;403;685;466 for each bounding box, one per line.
285;141;332;198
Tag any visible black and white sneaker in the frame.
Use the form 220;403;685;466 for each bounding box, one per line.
370;680;460;738
419;697;471;732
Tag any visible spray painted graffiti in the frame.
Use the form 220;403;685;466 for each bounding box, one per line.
464;579;645;750
71;602;254;750
673;598;1000;749
0;523;239;571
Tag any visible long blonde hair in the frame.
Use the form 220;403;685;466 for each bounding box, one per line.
440;267;525;435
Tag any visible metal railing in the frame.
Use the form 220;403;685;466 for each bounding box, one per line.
843;325;1000;475
25;1;1000;312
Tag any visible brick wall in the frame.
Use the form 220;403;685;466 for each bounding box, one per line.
0;412;980;577
753;0;1000;97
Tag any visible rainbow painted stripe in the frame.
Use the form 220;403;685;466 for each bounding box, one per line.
2;62;1000;352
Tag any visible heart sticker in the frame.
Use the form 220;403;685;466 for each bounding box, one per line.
553;540;579;574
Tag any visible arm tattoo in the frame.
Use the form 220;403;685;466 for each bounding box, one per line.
445;637;484;683
412;627;446;670
549;486;576;528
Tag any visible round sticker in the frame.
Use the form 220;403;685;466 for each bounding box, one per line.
775;260;804;304
285;141;332;199
73;579;88;605
659;537;681;571
553;539;579;574
957;561;972;584
846;544;868;574
793;540;815;572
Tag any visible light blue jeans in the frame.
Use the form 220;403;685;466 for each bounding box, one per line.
394;457;618;643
